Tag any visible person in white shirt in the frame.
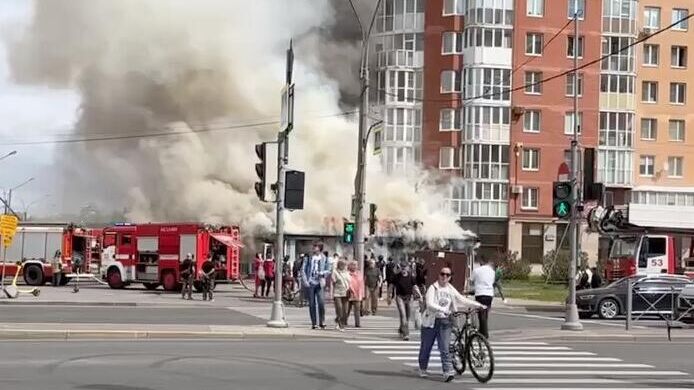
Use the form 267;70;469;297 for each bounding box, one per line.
418;267;485;382
470;257;496;339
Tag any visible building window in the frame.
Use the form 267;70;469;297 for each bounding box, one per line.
640;118;657;140
527;0;544;17
463;67;511;101
439;108;462;131
463;105;511;142
673;9;689;31
598;149;633;186
669;119;685;142
565;73;584;96
441;70;462;93
567;35;584;58
443;0;464;16
442;32;463;54
439;147;459;169
463;27;513;49
376;0;426;33
524;110;541;133
670;82;686;104
564;112;583;135
644;7;661;29
522;148;540;171
639;155;655;176
525;71;542;94
384;108;422;143
643;44;659;66
525;33;543;55
671;46;688;68
599;112;634;148
522;187;539;210
668;156;684;177
601;36;635;72
462;144;510;180
600;74;634;94
642;81;658;103
380;69;423;104
568;0;585;19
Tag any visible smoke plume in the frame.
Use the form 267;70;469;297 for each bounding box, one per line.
4;0;472;246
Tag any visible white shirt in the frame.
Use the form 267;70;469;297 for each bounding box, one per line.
471;264;496;297
422;283;482;328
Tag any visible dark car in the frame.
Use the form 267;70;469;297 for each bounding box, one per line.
576;274;693;320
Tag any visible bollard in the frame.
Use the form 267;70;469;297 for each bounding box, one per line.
626;278;632;331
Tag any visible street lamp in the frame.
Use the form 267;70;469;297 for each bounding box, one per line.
350;0;383;271
21;194;50;220
0;151;17;161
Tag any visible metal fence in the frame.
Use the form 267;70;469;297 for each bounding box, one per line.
626;278;694;340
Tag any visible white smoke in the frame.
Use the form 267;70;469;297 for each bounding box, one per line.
4;0;473;245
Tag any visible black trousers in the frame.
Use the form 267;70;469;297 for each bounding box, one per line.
475;295;493;339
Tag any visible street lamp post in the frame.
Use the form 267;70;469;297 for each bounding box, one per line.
350;0;383;271
22;194;50;220
4;177;35;215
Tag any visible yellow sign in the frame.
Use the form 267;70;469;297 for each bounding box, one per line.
0;215;18;247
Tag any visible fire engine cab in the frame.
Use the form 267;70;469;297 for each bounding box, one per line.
1;223;100;286
100;223;242;291
590;204;694;282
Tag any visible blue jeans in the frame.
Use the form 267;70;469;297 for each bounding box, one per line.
305;284;325;326
418;318;452;373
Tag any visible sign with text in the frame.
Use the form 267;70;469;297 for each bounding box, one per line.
0;214;19;247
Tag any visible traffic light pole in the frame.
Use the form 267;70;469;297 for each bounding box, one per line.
562;3;583;331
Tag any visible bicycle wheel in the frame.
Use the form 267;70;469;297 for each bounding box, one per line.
449;334;466;374
466;332;494;383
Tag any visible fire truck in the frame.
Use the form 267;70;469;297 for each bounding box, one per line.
590;204;694;282
100;223;242;291
0;223;100;286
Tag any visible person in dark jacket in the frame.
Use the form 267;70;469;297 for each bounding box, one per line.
590;267;602;289
201;255;216;302
180;253;195;300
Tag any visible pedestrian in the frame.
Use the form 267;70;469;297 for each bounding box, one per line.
385;257;397;300
51;250;63;287
331;259;350;331
201;255;215;302
493;263;508;303
363;259;381;315
180;253;195;300
377;255;386;299
324;251;335;299
293;253;306;305
302;244;330;329
346;261;364;327
263;256;276;297
470;256;495;339
418;267;485;382
415;257;427;294
388;262;420;340
590;266;602;288
253;252;264;298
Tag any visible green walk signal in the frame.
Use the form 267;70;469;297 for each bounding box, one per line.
553;181;573;220
343;222;355;244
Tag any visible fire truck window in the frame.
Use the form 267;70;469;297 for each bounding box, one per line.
647;237;666;257
121;235;132;246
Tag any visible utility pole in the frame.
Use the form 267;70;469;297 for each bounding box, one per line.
562;0;583;331
268;40;294;328
352;0;382;271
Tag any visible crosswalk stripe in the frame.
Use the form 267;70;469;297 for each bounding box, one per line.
484;370;688;376
495;363;653;368
344;340;547;346
472;388;689;390
359;346;596;355
454;378;626;384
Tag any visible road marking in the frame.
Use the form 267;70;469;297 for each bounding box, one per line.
344;340;547;346
356;345;569;350
486;370;688;376
494;363;653;368
495;311;645;328
495;357;621;362
472;388;689;390
454;378;625;384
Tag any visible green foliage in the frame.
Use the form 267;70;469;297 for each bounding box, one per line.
542;249;589;283
496;251;532;280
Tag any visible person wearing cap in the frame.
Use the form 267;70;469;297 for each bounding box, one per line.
180;253;195;300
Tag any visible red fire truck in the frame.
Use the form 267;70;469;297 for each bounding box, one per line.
591;204;694;282
1;223;100;286
100;223;242;291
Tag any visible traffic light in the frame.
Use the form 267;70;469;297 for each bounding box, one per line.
553;181;573;220
343;221;355;244
284;170;305;210
368;203;377;235
254;143;267;201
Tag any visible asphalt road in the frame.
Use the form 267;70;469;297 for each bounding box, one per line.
0;339;691;390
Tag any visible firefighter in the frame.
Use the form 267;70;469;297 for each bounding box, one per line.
51;250;63;287
181;253;195;300
201;255;216;302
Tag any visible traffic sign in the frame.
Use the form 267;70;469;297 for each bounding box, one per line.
0;214;18;247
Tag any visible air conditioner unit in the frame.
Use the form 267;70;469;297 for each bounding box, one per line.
511;185;523;195
638;28;653;39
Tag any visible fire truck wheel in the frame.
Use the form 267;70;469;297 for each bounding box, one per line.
107;268;125;289
143;283;159;290
23;264;45;286
161;271;180;291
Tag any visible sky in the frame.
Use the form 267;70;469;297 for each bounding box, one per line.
0;0;80;216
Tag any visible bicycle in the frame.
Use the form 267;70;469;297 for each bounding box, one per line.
449;308;494;383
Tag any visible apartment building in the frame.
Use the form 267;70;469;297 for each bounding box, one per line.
633;1;694;212
372;0;693;262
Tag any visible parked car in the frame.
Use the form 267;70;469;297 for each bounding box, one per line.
576;274;693;320
676;284;694;322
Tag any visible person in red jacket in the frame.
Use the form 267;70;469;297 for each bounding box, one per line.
253;253;264;298
263;257;276;297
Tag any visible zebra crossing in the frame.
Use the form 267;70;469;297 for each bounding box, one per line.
343;339;694;389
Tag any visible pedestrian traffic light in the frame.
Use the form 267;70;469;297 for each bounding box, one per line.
343;222;355;244
368;203;377;235
254;143;267;201
553;181;573;219
284;170;305;210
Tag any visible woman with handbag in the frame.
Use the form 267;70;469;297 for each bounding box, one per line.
346;261;364;328
331;259;350;331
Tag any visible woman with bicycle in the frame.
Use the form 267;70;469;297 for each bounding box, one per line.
418;267;485;382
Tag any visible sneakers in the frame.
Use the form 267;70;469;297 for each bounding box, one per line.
444;371;456;382
311;325;317;330
418;368;428;378
402;335;410;341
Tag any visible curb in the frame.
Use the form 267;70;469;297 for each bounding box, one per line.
0;301;139;307
0;329;357;341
